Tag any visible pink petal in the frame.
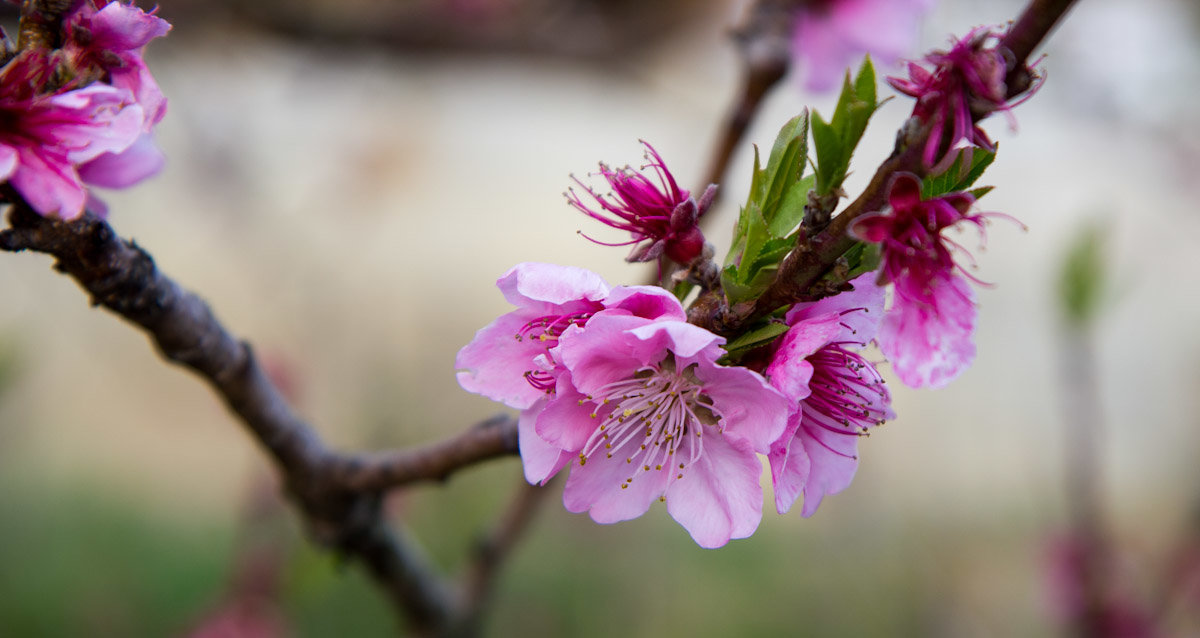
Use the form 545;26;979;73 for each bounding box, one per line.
0;144;17;180
497;262;610;308
456;310;554;410
796;417;862;517
697;360;790;453
664;435;763;548
519;401;572;485
86;1;171;51
603;285;687;321
768;425;811;514
78;132;165;189
887;172;923;211
879;270;977;388
785;272;886;343
625;320;724;362
832;0;929;65
562;438;671;524
794;12;859;92
9;147;87;219
556;313;652;396
534;374;597;452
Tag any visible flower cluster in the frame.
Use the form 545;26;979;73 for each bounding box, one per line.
888;27;1040;171
457;264;893;547
0;1;170;219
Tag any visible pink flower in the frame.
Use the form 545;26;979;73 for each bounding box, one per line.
455;263;690;487
528;308;789;548
764;273;892;516
0;51;143;219
567;141;713;265
888;27;1040;171
65;0;172;127
64;1;172;190
851;172;995;388
792;0;934;93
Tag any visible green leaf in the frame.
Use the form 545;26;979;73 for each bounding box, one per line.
811;112;841;195
723;321;791;356
745;144;764;210
922;145;998;198
811;57;880;198
767;174;814;238
969;186;994;200
841;241;881;281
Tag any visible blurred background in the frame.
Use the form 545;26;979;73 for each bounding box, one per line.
1;0;1199;635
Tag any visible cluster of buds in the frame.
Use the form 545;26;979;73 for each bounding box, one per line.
0;1;170;219
459;24;1037;547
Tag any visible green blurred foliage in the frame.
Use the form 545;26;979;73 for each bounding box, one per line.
1058;222;1107;328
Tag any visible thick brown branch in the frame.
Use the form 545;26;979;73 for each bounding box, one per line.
0;203;519;634
1000;0;1080;97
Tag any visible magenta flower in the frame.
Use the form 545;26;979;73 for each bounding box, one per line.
567;141;713;266
528;307;789;548
764;273;892;516
0;51;144;219
889;27;1039;171
792;0;934;93
851;172;994;388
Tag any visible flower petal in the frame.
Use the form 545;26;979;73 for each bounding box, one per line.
603;285;687;321
456;310;553;410
497;262;609;308
880;270;977;388
665;435;763;548
519;401;572;485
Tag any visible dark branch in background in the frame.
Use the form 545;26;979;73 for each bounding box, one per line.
698;0;799;195
688;0;1082;336
0;202;523;636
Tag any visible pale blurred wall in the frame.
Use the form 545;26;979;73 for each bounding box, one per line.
0;0;1198;631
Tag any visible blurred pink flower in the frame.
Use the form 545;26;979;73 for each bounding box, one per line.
0;51;143;218
543;310;788;548
567;141;712;265
889;26;1040;171
851;172;992;388
65;0;171;126
764;273;892;516
793;0;934;92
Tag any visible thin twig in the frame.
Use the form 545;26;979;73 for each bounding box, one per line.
698;0;798;195
454;477;556;635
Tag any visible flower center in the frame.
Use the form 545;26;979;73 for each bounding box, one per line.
515;309;596;391
577;358;723;490
802;344;890;458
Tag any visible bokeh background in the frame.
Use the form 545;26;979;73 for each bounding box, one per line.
1;0;1199;635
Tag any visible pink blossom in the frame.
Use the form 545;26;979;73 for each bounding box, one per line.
530;302;789;548
764;273;892;516
65;0;172;127
0;51;144;219
792;0;934;93
567;141;713;265
889;27;1040;171
851;172;995;388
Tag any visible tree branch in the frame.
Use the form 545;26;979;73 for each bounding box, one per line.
0;202;521;635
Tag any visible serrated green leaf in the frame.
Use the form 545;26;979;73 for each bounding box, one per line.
746;144;764;210
751;237;793;271
737;202;770;278
811;112;840;196
764;113;808;185
723;321;791;356
842;241;881;280
768;174;814;238
854;56;877;109
671;280;695;303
